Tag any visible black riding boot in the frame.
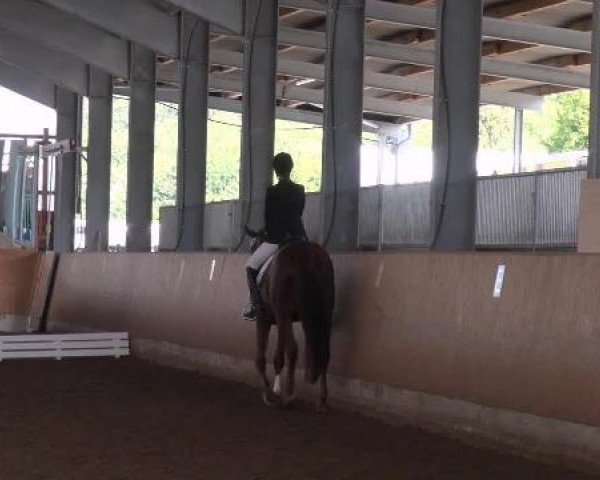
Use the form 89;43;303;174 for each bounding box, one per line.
243;267;262;321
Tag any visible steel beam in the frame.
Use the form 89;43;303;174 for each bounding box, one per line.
0;27;87;96
209;77;432;118
0;0;128;79
589;0;600;179
116;87;385;132
280;0;324;9
278;27;590;88
177;15;209;251
40;0;179;57
431;0;482;250
209;96;331;127
0;61;56;109
210;49;542;110
126;44;156;252
240;0;278;241
321;0;366;250
54;88;81;253
281;0;591;52
479;57;589;89
162;0;243;34
479;88;542;111
482;16;590;52
86;68;113;252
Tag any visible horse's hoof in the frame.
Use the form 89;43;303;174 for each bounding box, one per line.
262;389;281;407
281;394;296;408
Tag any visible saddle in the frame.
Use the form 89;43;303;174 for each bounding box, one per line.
257;235;307;286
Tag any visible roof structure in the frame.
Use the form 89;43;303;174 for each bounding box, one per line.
207;0;595;124
0;0;594;125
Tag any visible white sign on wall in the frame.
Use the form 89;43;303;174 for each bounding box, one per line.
493;264;506;298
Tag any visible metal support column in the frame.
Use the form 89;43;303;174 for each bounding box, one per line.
240;0;278;244
5;140;25;242
430;0;482;250
86;67;113;252
0;139;5;230
176;14;209;251
589;0;600;178
55;88;80;252
321;0;366;251
513;108;524;174
126;44;155;252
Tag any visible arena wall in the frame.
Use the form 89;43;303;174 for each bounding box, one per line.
46;251;600;468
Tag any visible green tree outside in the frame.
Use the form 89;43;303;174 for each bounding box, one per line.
479;105;514;152
524;90;589;154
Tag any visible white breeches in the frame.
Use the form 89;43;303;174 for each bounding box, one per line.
246;242;279;270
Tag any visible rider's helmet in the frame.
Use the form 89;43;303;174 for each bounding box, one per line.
273;152;293;177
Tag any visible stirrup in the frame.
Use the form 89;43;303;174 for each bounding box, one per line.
242;306;257;321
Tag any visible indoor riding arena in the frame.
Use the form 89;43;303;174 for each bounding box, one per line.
1;0;600;478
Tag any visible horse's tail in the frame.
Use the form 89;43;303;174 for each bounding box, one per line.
302;254;334;384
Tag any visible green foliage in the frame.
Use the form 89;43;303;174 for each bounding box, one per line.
407;107;515;153
411;120;432;148
153;102;178;218
404;91;590;158
206;111;241;203
275;121;322;192
479;105;514;152
525;90;589;154
107;101;326;220
110;98;130;220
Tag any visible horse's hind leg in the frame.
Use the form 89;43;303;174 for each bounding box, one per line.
284;324;298;403
272;322;286;399
318;369;329;413
255;319;277;405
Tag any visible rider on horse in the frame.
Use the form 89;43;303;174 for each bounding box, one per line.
243;152;306;321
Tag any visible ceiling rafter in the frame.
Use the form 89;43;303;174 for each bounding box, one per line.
485;0;571;18
273;0;593;109
205;48;543;109
376;1;593;98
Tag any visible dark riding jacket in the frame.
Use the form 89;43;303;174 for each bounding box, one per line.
264;179;306;244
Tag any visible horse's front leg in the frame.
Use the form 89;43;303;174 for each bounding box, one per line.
317;370;328;413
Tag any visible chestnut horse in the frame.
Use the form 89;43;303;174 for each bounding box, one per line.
250;234;335;411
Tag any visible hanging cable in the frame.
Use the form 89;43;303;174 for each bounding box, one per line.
173;16;202;251
157;100;245;128
234;0;265;252
429;0;452;249
126;91;323;131
208;118;242;128
322;0;340;248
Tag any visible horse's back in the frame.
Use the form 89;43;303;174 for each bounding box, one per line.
269;242;334;315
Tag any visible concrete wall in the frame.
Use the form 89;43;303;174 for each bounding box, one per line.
46;251;600;431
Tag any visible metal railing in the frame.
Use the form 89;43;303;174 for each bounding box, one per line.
195;168;587;251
